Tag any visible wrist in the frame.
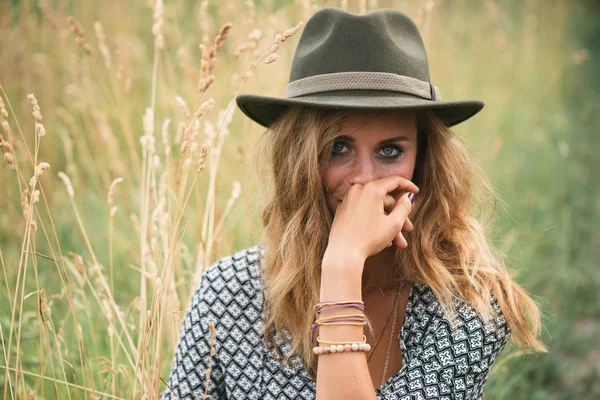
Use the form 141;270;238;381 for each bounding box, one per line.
322;246;365;272
320;266;363;303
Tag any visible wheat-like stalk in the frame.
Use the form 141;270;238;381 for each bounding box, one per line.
67;15;93;56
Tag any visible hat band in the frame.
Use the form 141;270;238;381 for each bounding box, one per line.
284;71;442;101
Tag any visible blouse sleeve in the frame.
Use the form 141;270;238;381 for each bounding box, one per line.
161;272;226;400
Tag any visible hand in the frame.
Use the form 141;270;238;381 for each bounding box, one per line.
326;175;418;263
383;192;414;239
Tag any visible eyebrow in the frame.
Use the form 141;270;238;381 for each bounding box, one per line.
335;135;410;145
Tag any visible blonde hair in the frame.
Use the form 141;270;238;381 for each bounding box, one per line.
254;106;547;380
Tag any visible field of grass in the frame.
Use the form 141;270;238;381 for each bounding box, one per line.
0;0;598;398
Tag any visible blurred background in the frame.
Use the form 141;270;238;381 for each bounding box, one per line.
0;0;598;398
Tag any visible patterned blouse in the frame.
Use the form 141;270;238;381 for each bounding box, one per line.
162;245;511;400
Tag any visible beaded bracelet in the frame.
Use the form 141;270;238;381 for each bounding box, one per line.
313;342;372;355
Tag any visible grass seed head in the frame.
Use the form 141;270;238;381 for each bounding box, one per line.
21;189;30;218
107;177;124;206
265;54;279;64
67;16;93;56
27;93;43;122
175;96;191;118
94;21;112;69
0;96;9;123
214;23;233;54
265;21;302;64
35;162;50;176
36;122;46;137
58;171;75;198
153;0;165;50
3;152;14;164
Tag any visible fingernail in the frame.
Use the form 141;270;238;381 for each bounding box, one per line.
408;192;415;203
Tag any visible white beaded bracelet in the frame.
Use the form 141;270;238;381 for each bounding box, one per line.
313;342;372;355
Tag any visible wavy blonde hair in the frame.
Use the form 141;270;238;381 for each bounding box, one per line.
254;106;546;380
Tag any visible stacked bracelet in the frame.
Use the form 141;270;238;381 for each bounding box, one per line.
310;313;366;343
313;335;371;355
312;300;369;356
314;300;365;314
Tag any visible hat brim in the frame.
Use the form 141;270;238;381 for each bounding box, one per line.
236;90;484;128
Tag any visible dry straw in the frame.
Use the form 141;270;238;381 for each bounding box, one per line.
26;94;42;122
67;15;93;56
107;177;124;211
265;22;303;64
0;95;10;135
0;96;14;164
234;29;263;59
201;322;218;400
58;171;75;198
153;0;165;50
94;21;112;69
198;23;233;93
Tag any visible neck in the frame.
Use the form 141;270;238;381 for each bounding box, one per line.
361;247;402;293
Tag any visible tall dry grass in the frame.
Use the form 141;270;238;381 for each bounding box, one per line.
0;0;308;397
0;0;598;398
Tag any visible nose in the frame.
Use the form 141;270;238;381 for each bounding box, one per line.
348;155;378;186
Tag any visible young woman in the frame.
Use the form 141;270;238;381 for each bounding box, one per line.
162;7;546;400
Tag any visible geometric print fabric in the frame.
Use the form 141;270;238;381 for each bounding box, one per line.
162;245;511;399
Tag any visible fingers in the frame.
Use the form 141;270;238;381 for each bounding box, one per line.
376;175;419;197
394;232;408;248
403;217;414;232
387;217;412;248
383;194;395;215
385;195;414;231
388;192;414;248
390;192;413;219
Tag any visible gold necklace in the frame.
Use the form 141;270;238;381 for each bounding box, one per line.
365;284;403;387
366;286;399;361
380;284;402;387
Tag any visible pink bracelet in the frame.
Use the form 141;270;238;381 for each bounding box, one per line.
313;342;372;355
314;301;365;314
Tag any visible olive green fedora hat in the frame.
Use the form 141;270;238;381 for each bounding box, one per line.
236;7;484;128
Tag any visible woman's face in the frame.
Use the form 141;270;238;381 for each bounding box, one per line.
322;110;418;216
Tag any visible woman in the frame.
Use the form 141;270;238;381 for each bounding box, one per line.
162;7;546;400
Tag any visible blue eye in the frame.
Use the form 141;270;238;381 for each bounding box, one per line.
381;146;400;157
331;142;403;160
332;142;347;155
381;145;403;159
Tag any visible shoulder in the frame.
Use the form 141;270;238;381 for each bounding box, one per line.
395;283;510;398
407;283;511;348
190;244;265;320
198;245;264;293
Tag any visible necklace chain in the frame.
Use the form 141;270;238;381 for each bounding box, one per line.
365;289;397;361
380;284;402;387
365;284;403;387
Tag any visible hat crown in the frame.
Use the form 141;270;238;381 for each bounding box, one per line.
289;7;431;83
